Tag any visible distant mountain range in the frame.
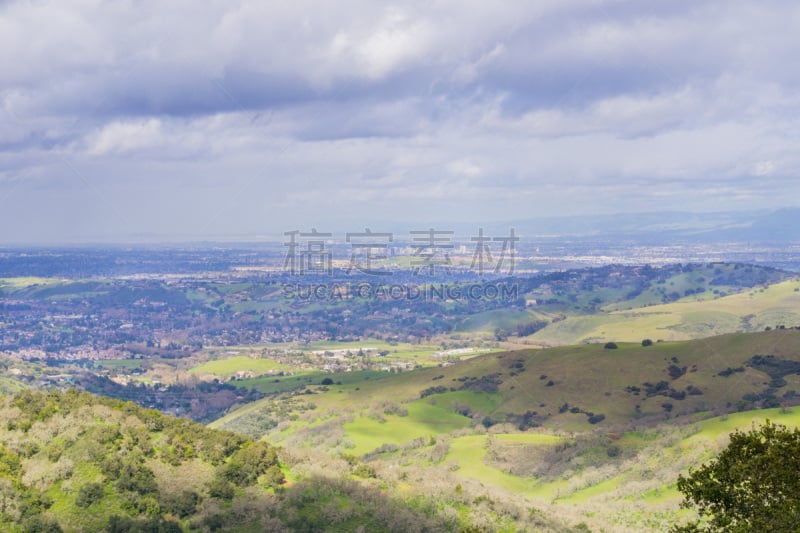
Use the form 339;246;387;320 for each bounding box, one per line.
7;207;798;246
503;207;800;242
346;207;800;244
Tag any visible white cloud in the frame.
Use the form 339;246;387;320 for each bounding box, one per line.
753;161;776;177
355;10;434;80
88;119;163;155
447;159;482;178
2;0;800;241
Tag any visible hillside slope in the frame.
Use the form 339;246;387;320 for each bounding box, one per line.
0;390;508;533
216;329;800;440
527;278;800;345
212;330;800;532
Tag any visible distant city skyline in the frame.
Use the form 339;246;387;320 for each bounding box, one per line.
2;1;800;243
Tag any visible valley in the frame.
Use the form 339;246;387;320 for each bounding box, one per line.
2;249;800;531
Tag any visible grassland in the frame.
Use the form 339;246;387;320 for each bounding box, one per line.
189;355;291;378
216;336;800;532
6;264;800;531
342;402;472;455
530;278;800;345
241;329;800;434
0;277;63;289
206;329;800;523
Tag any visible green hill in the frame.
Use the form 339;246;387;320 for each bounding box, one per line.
6;334;800;531
217;329;800;440
528;278;800;345
447;263;797;344
0;390;509;533
211;330;800;531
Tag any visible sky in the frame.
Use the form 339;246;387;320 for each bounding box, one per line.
1;0;799;243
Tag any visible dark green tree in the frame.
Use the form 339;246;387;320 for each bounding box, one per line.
673;420;800;532
76;483;104;508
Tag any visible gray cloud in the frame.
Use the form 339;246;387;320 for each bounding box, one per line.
1;0;799;242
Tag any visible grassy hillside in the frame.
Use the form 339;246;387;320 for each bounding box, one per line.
216;329;800;440
527;278;800;345
437;408;800;531
1;390;549;533
211;329;800;531
445;263;796;345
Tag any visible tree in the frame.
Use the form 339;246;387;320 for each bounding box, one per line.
76;482;104;508
641;339;653;347
673;420;800;532
603;342;618;349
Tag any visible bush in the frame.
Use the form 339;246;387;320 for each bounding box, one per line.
21;515;62;532
207;476;234;500
221;441;279;486
420;386;449;398
262;465;286;489
668;365;687;379
163;490;199;518
107;516;182;533
76;482;104;508
604;342;618;350
641;339;653;347
352;464;377;478
115;462;158;495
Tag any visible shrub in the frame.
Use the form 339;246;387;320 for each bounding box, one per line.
221;441;279;486
420;386;449;398
262;465;286;489
115;462;158;495
668;365;687;379
352;464;377;478
207;476;234;500
76;482;104;508
20;515;63;533
163;490;200;518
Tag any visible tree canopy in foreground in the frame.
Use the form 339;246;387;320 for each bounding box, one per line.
673;420;800;532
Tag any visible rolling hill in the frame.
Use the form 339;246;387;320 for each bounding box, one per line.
0;390;507;533
210;329;800;531
215;329;800;436
528;278;800;345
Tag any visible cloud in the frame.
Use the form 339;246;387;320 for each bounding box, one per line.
88;119;163;155
447;159;482;178
1;0;800;242
753;161;776;177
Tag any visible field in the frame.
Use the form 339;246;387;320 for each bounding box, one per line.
530;278;800;345
189;355;291;378
5;263;800;531
206;328;800;530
